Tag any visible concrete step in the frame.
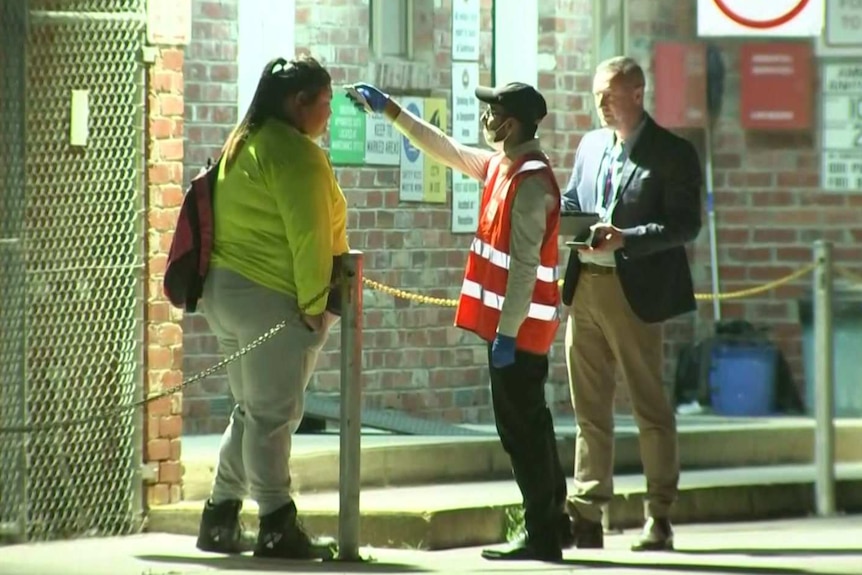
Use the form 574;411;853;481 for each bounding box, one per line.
149;463;862;550
181;419;862;499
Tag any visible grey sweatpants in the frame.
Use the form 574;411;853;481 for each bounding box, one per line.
202;267;329;516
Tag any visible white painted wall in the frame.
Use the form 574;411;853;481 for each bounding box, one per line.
493;0;538;88
237;0;296;116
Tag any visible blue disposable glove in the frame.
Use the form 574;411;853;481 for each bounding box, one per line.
346;82;389;114
491;334;517;368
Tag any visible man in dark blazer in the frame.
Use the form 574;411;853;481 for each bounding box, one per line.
560;56;702;552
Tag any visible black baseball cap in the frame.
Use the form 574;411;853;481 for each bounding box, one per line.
475;82;548;125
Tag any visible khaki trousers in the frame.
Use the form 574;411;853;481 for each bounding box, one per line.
564;269;679;522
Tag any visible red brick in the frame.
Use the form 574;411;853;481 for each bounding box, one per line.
159;95;184;117
157;139;183;161
146;395;172;417
159;415;183;439
159;461;183;484
147;484;170;506
146;416;160;441
753;229;797;243
146;438;170;461
160;49;184;72
170;438;182;460
146;345;172;369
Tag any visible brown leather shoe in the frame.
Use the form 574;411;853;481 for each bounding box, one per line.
631;517;674;551
564;501;604;549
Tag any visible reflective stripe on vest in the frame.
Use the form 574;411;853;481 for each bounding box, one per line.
460;278;559;321
469;237;558;284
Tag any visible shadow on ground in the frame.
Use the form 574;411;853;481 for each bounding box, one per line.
674;547;862;557
139;552;814;575
137;553;430;573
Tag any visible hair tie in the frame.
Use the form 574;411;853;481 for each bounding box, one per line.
269;57;289;76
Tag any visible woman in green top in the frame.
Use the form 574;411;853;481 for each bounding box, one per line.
195;55;349;561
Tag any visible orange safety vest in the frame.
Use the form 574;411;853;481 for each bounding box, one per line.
454;152;561;355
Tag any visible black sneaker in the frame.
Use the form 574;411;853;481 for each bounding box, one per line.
195;499;256;554
253;501;338;560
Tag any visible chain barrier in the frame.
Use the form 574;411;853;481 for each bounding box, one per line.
2;263;857;436
0;283;334;435
362;262;858;307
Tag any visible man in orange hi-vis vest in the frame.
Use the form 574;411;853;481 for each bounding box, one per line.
348;82;572;562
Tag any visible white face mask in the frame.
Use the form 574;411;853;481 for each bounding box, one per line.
483;119;512;151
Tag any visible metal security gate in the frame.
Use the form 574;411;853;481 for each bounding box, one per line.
0;0;146;542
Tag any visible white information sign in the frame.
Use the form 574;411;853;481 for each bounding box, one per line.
452;0;481;62
365;114;400;166
821;63;862;192
697;0;824;37
451;172;481;234
826;0;862;46
452;62;480;144
399;97;425;202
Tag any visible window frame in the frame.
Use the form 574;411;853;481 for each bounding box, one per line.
591;0;628;70
370;0;414;60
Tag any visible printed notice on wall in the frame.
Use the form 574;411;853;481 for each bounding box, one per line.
399;97;426;202
365;114;400;166
452;171;481;233
821;62;862;192
452;0;480;62
423;98;449;204
452;62;480;144
329;92;366;165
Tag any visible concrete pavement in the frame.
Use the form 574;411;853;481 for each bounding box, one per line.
1;516;860;575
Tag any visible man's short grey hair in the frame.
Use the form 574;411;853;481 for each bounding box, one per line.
596;56;646;89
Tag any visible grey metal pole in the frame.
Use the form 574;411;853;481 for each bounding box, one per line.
337;250;364;561
813;240;836;517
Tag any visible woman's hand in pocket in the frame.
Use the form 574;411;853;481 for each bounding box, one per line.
301;312;326;333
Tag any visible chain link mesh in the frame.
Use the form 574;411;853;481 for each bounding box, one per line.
0;0;146;542
30;0;142;11
0;0;29;544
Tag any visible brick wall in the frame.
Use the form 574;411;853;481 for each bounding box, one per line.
181;0;239;434
627;0;862;404
145;46;186;505
179;0;862;434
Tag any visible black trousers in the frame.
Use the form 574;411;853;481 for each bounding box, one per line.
487;344;567;544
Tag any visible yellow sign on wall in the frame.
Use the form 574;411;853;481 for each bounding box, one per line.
422;98;448;204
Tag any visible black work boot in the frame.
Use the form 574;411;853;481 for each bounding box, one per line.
196;499;256;554
254;501;338;560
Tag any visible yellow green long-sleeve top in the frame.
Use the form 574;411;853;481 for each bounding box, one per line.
210;119;349;315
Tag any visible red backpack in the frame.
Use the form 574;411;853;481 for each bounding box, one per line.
163;158;219;312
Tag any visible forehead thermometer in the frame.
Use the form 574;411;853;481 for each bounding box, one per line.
345;85;373;114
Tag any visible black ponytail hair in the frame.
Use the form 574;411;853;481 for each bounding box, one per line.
222;55;331;169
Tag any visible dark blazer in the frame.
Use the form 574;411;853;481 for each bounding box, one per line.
561;114;703;324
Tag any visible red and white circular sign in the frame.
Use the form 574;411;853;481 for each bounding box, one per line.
699;0;822;37
713;0;810;29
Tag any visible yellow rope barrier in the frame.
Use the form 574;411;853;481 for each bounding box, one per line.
361;262;849;307
835;266;862;286
693;263;816;301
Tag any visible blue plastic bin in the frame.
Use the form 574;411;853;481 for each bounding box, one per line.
709;343;778;416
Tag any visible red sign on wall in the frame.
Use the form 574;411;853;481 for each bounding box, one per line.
653;42;707;129
739;42;813;130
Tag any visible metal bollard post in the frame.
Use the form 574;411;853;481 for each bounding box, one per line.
337;250;364;560
812;240;836;517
